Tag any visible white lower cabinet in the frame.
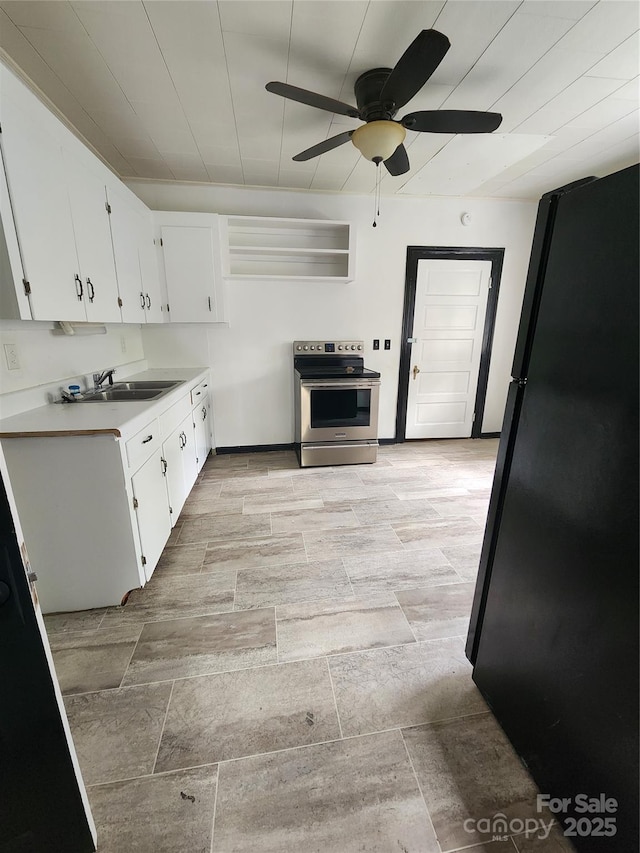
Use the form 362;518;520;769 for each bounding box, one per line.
131;450;172;581
194;397;211;472
162;413;198;525
0;372;213;611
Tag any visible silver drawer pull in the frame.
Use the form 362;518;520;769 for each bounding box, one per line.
142;435;153;444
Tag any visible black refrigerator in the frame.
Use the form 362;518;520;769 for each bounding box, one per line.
466;164;639;852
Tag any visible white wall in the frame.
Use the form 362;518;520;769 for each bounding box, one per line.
131;180;537;447
0;320;145;418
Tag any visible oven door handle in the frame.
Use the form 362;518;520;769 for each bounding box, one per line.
301;381;380;390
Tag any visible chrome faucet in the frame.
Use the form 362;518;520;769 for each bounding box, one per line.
93;368;116;390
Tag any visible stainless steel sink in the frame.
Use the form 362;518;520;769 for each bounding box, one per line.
74;380;183;403
110;381;181;391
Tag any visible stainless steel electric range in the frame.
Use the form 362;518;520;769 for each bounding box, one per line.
293;340;381;467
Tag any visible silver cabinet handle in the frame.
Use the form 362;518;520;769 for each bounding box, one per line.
146;293;151;309
86;278;95;302
207;296;212;312
140;292;146;309
142;435;153;444
202;406;207;420
75;274;83;300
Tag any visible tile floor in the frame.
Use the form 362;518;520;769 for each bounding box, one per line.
44;440;575;853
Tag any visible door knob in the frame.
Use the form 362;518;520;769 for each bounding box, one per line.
412;365;421;380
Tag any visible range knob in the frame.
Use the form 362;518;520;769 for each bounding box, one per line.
296;345;302;351
350;345;356;350
303;345;309;351
338;345;343;350
357;344;362;350
310;345;315;351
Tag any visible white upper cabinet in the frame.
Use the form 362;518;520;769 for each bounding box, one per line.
0;86;84;321
107;183;165;325
0;62;163;326
138;211;164;323
107;185;146;324
65;153;121;323
156;213;226;324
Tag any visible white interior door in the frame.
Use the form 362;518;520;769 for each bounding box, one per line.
405;258;492;439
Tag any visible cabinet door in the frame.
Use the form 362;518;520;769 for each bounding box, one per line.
109;189;146;324
161;225;218;322
65;154;121;323
0;92;83;320
131;451;171;581
139;212;164;323
181;412;199;497
162;426;186;527
193;398;211;471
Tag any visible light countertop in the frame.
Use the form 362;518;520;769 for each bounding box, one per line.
0;368;209;439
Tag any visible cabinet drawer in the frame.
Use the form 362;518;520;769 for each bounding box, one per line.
191;378;210;407
126;419;160;471
160;393;192;439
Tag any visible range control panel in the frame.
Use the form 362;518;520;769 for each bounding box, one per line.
293;340;364;354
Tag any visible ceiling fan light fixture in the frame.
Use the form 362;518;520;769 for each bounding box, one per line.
351;120;406;163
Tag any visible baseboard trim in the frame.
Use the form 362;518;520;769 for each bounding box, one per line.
379;438;397;445
480;432;501;439
215;443;295;455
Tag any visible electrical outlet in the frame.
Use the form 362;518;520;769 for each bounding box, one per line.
4;343;20;370
120;335;127;354
384;339;391;350
373;339;379;350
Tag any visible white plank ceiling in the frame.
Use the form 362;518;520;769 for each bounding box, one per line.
0;0;637;199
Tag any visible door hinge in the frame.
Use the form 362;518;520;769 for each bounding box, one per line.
166;302;170;312
472;412;476;423
169;507;173;514
488;276;493;289
159;238;163;247
105;202;112;214
23;279;31;295
117;296;123;307
141;555;147;566
133;496;139;509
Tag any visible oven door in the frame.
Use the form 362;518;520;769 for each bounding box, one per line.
299;379;380;443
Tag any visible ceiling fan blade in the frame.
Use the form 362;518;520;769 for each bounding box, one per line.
384;144;410;176
266;82;360;118
292;131;354;162
379;30;450;111
401;110;503;133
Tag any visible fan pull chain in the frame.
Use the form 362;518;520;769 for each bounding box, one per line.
372;161;382;228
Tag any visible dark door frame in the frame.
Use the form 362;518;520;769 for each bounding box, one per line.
395;246;505;442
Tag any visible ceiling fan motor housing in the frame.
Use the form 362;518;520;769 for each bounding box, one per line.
354;68;397;122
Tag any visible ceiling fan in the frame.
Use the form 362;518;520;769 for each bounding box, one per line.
266;29;502;176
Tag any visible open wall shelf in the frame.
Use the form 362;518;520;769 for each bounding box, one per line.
222;216;355;281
